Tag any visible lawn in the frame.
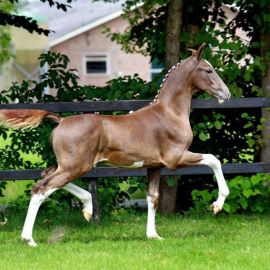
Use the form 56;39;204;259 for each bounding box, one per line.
1;211;270;270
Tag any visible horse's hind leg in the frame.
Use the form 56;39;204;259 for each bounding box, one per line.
21;169;80;247
40;165;57;178
63;183;93;222
21;187;57;247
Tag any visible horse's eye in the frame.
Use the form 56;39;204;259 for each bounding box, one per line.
206;69;213;74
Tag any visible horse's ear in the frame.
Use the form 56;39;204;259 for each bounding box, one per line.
196;43;206;60
187;48;198;57
188;43;206;60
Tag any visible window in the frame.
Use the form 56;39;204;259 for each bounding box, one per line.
85;55;108;75
150;58;163;81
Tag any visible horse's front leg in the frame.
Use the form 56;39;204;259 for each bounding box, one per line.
146;168;163;240
180;151;230;214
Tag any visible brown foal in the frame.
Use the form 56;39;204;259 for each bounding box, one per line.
0;44;231;247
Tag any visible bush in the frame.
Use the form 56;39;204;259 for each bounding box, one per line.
190;173;270;214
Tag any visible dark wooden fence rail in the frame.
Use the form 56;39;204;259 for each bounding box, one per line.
0;162;269;181
1;97;270;112
1;97;270;181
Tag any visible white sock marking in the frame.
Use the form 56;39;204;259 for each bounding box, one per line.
146;196;157;237
21;188;57;247
131;161;144;168
199;154;229;209
63;183;93;216
146;196;162;239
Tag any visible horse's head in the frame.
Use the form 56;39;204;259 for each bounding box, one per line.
187;43;231;104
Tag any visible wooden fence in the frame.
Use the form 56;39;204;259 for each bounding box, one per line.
0;97;269;219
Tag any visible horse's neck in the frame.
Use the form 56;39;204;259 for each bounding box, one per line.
157;66;192;117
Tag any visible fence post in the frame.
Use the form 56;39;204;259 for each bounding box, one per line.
87;177;100;223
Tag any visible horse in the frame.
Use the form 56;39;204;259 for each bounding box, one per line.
0;43;231;247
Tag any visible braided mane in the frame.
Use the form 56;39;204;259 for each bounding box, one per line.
150;60;183;104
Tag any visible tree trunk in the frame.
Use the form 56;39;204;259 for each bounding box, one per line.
260;5;270;162
158;0;183;214
164;0;183;69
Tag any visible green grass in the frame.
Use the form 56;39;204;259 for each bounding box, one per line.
1;211;270;270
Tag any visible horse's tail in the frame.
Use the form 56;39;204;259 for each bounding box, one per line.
0;109;61;129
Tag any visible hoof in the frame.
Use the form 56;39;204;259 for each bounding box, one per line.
83;210;92;222
0;217;8;225
21;236;38;247
211;203;221;215
147;234;164;240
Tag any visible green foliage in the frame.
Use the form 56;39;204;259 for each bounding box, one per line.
104;4;167;60
191;174;270;214
98;177;127;215
190;108;261;165
193;112;225;142
125;176;147;196
0;182;6;197
0;0;74;36
104;0;268;99
0;0;16;64
104;0;215;63
0;28;12;64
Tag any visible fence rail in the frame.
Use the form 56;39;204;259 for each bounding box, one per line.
0;97;269;183
0;162;269;182
0;97;269;113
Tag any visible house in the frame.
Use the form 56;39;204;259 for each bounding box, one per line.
0;0;154;92
48;1;152;87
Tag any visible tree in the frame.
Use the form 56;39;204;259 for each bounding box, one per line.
0;1;16;64
159;0;183;214
0;0;73;36
215;0;270;161
260;4;270;162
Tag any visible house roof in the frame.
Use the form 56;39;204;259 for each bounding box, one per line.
20;0;127;47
